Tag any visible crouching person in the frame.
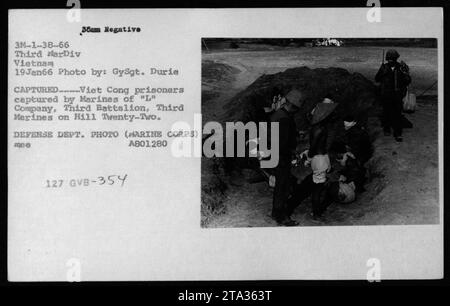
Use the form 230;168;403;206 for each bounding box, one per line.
338;152;367;193
331;114;372;167
328;152;366;204
327;180;356;205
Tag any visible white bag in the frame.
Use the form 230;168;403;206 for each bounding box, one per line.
403;87;416;113
269;175;276;188
338;182;356;204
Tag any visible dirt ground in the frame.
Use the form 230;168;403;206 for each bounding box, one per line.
201;45;439;227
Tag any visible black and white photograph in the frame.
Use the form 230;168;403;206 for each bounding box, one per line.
6;4;445;283
201;38;439;228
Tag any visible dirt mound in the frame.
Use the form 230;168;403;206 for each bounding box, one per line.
202;66;381;227
202;60;240;92
222;66;378;130
201;158;228;227
202;60;242;122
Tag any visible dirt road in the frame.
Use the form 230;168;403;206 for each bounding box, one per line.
202;46;437;99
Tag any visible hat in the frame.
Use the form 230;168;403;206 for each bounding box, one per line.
285;89;305;108
386;49;400;61
310;98;338;125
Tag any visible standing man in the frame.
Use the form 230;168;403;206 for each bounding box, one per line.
375;49;411;142
287;97;338;220
270;89;304;226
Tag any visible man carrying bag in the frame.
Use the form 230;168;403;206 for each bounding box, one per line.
375;49;411;142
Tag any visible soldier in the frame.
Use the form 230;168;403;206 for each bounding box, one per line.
270;89;304;226
375;49;411;142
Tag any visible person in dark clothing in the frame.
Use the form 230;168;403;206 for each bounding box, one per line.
328;115;372;197
308;119;329;158
270;89;304;226
287;98;338;220
338;153;366;193
375;49;411;142
331;115;373;166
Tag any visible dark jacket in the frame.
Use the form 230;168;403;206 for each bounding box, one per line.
375;62;411;98
331;123;372;165
308;123;328;158
270;108;297;165
343;125;372;165
339;156;366;192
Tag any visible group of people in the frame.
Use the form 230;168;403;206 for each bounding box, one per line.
264;49;410;226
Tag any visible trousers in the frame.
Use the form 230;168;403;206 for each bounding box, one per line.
287;173;332;216
381;93;403;137
272;162;296;220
